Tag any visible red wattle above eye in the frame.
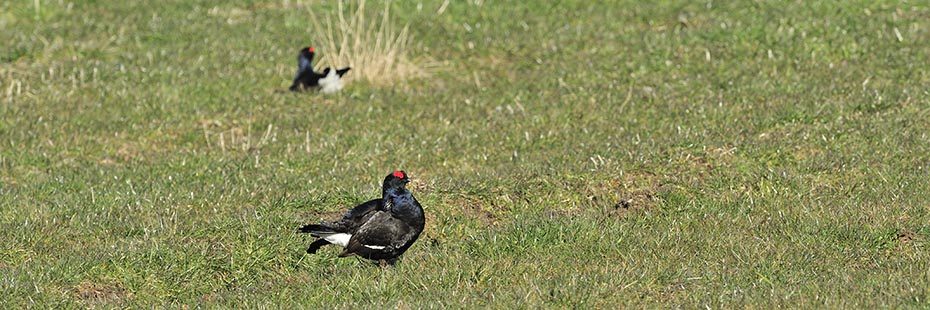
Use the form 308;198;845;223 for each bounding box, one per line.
393;171;405;178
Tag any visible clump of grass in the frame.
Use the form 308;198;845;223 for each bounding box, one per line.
307;0;425;86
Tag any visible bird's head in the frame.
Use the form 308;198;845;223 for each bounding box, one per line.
383;170;410;191
301;46;315;57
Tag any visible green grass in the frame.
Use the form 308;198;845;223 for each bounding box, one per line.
2;0;929;307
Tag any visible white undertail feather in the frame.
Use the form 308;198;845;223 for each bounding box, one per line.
319;70;344;94
322;233;351;247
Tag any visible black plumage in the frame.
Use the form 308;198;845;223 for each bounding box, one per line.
298;171;425;266
288;46;352;92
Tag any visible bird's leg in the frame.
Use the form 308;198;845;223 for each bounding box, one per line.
306;239;330;254
379;259;388;268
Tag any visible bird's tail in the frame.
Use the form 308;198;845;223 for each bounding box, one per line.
297;224;337;237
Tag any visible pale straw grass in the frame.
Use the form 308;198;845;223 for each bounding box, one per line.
307;0;426;86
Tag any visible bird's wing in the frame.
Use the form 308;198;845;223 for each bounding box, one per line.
335;67;351;77
298;198;381;235
340;212;415;257
331;199;382;232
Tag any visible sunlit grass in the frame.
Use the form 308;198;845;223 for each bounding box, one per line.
0;0;929;307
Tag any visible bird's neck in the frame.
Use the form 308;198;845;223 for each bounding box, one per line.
383;187;422;220
382;187;410;205
382;186;404;198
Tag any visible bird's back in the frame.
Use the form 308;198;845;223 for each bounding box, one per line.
329;199;382;233
340;211;423;260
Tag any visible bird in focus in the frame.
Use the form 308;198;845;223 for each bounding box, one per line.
298;171;425;266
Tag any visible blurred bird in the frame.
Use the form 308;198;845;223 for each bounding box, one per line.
289;46;351;93
298;171;425;266
319;67;351;94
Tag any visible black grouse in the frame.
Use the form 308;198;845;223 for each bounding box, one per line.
298;171;425;266
289;46;351;92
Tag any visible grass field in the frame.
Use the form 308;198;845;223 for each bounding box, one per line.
2;0;930;307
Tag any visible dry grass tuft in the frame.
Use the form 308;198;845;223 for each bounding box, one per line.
307;0;427;85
